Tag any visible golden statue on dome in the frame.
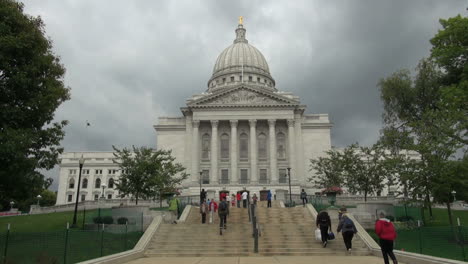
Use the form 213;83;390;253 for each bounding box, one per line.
239;16;243;25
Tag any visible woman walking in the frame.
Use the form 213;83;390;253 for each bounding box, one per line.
200;199;208;224
375;212;398;264
316;210;332;247
337;214;357;252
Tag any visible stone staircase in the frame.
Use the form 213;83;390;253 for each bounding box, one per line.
144;201;370;257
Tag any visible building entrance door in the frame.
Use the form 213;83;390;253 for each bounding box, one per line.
259;190;269;201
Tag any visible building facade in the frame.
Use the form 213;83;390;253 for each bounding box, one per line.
56;22;333;205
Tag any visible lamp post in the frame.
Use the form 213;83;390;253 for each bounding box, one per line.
9;201;14;210
101;184;107;198
451;190;457;202
199;171;203;194
72;155;85;228
36;195;42;206
287;167;292;207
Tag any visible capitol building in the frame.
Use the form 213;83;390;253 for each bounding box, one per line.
56;21;333;205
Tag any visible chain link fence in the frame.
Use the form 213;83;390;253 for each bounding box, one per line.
0;224;142;264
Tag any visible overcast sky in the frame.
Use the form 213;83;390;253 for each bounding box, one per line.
20;0;466;189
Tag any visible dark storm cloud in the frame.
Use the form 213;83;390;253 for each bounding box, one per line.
21;0;466;189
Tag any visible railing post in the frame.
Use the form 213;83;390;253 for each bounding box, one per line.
458;219;466;261
82;207;86;230
100;223;104;257
3;224;10;264
64;222;69;264
418;220;422;254
125;221;128;250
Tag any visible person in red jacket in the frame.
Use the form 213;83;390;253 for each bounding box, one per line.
375;212;398;264
236;192;241;208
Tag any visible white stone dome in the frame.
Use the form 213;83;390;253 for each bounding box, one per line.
207;24;275;92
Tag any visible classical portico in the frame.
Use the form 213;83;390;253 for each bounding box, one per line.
154;22;332;200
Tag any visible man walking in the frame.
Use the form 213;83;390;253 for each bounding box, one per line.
168;194;180;224
200;199;208;224
242;190;248;208
218;197;229;235
200;188;206;204
267;190;272;208
316;210;331;247
375;212;398;264
300;189;308;207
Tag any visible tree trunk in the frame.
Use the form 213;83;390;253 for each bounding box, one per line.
364;190;368;202
159;192;163;208
136;192;139;205
447;202;454;226
425;194;433;218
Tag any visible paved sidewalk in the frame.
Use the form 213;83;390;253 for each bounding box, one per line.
126;256;403;264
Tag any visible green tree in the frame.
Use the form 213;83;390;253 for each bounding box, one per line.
342;144;388;202
0;1;70;209
112;146;188;205
309;148;345;190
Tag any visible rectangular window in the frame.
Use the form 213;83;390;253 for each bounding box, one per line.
230;76;234;82
220;169;229;184
223;78;226;83
81;194;85;202
220;135;229;160
240;169;248;184
202;170;210;184
239;76;242;82
68;169;77;175
94;194;99;201
67;195;72;202
257;77;261;82
107;194;112;199
108;169;117;175
259;169;268;184
82;169;89;175
95;169;102;175
239;134;248;160
279;169;287;183
249;76;252;81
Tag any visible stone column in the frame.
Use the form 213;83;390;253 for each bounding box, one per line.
210;120;219;184
268;119;277;184
249;119;257;184
230;120;238;184
191;120;200;183
295;114;305;183
185;115;193;182
287;119;296;181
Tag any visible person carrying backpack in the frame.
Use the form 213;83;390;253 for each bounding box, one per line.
375;212;398;264
218;197;229;235
337;214;357;252
267;190;272;208
316;210;332;247
300;189;308;207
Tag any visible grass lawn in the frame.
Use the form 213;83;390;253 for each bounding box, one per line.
423;207;468;226
0;209;90;233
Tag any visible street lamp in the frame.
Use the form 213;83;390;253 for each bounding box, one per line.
451;190;457;202
36;195;42;206
101;184;107;198
287;167;292;207
9;201;14;210
199;171;203;194
72;155;85;228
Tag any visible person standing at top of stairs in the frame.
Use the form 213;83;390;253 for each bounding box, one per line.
267;190;272;208
236;192;241;208
300;189;308;207
209;199;218;224
200;189;207;204
200;199;208;224
316;210;332;248
218;197;229;235
242;191;248;208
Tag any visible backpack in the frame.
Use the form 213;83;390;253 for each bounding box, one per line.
219;201;227;212
344;218;353;229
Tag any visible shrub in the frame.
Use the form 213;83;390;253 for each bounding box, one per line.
102;215;114;224
387;215;395;222
93;216;103;224
396;215;414;222
117;217;128;225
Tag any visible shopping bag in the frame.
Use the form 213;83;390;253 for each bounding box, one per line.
328;232;335;240
315;228;322;241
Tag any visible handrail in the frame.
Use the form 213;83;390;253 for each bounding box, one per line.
250;202;259;253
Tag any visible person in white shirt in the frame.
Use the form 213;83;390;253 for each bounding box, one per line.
242;191;248;208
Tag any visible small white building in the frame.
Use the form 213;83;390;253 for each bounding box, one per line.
56;22;333;205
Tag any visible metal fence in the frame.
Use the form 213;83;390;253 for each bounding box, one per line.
0;224;143;264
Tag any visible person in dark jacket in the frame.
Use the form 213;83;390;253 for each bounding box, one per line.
200;189;207;204
300;189;308;207
375;212;398;264
267;190;272;208
337;214;357;251
218;197;229;235
316;210;332;247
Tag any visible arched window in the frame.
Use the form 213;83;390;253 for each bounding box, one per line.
239;133;248;160
108;178;114;188
95;178;101;189
220;133;229;159
201;134;210;160
258;133;267;160
82;178;88;189
277;132;286;159
69;178;75;189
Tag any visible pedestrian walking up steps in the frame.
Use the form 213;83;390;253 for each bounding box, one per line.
144;201;371;257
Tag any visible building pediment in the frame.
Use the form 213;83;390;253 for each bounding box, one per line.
187;85;299;108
